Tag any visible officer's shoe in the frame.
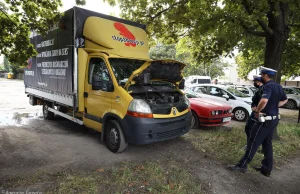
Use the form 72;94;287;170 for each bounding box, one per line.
252;166;271;177
252;165;262;171
227;165;247;173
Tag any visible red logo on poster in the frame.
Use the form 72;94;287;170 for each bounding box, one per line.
27;58;32;69
114;22;136;47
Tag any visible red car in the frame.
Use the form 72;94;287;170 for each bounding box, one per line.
185;90;232;128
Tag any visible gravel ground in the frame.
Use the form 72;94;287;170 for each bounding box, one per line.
0;79;299;194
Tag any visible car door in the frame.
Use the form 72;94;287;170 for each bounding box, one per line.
84;57;114;131
206;86;228;102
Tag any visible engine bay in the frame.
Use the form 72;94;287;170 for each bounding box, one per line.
130;85;188;114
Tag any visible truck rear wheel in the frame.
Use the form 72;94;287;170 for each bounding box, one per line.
43;102;54;120
105;120;128;153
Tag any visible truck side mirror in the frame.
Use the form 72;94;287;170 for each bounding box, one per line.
107;81;114;92
92;75;114;91
179;79;185;90
92;75;102;90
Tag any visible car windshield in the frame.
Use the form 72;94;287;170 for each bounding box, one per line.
184;88;199;98
109;58;146;85
250;87;258;93
227;87;249;97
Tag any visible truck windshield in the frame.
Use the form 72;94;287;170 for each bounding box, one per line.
109;58;146;85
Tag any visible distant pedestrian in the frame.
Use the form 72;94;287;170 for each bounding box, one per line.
212;79;218;84
228;67;288;177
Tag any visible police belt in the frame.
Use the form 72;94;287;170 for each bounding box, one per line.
258;114;280;122
263;115;279;120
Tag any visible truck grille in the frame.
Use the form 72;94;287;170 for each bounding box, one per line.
152;104;188;115
157;127;187;139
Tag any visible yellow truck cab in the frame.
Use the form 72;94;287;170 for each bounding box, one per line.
24;7;191;153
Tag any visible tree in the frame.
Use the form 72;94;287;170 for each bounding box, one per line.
0;0;62;67
3;55;10;72
149;44;177;60
104;0;300;83
149;42;228;78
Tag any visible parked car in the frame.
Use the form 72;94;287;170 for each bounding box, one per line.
282;86;300;109
184;89;232;128
188;84;252;121
228;85;257;97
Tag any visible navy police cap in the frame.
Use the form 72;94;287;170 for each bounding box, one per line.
259;67;277;75
253;75;262;82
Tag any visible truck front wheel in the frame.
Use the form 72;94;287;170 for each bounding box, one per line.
43;102;54;120
105;120;128;153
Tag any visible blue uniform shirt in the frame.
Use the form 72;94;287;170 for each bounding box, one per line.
261;80;287;115
251;85;264;108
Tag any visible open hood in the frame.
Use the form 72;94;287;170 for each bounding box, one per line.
124;59;186;89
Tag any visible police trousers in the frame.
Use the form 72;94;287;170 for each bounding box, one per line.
238;119;279;172
245;112;255;144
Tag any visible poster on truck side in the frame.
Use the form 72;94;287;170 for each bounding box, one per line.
24;10;74;95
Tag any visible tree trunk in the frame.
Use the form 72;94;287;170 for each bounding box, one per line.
263;2;290;140
264;32;287;83
264;30;288;83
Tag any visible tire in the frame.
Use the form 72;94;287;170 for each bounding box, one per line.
105;120;128;153
191;111;200;129
43;102;54;120
285;99;297;109
233;108;248;122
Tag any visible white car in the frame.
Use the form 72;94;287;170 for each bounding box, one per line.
282;87;300;109
188;84;252;121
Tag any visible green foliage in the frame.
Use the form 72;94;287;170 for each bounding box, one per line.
184;122;300;166
75;0;86;6
3;161;203;193
149;41;228;78
0;0;62;67
3;55;10;72
149;44;177;60
105;0;300;80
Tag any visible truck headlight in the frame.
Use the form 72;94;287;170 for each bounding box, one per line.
211;111;216;115
127;99;153;118
183;96;190;108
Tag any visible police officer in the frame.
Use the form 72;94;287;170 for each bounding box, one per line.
244;75;264;147
228;67;288;177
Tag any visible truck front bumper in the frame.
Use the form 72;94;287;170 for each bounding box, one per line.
121;111;192;145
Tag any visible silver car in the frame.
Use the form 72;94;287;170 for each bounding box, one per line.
282;87;300;109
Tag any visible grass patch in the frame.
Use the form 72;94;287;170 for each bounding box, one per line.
2;161;203;194
184;122;300;167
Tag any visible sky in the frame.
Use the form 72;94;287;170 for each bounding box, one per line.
61;0;120;16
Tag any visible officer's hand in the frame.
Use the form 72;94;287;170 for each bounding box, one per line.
254;112;260;118
252;107;256;112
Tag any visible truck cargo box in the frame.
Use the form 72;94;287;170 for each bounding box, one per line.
24;7;147;107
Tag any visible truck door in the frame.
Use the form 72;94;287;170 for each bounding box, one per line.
84;57;113;132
